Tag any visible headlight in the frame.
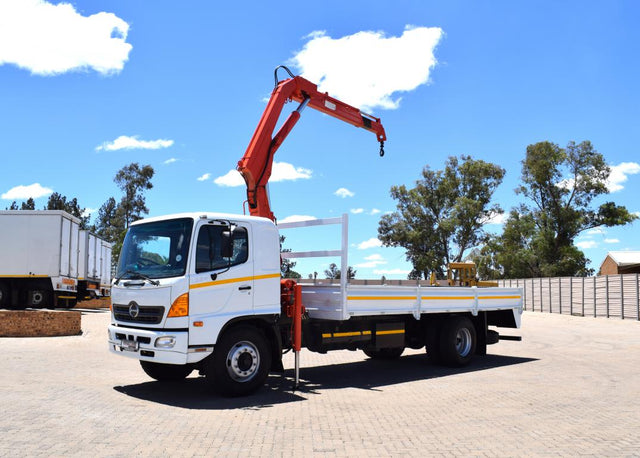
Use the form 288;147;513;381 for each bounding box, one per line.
155;336;176;348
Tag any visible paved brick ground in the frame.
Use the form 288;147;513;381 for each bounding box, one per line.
1;311;639;457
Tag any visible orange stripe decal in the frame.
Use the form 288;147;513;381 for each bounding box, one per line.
190;273;280;290
348;296;417;301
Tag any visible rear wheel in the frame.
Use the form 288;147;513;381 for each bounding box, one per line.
439;316;476;367
363;347;404;360
425;318;443;364
206;326;271;397
140;361;193;381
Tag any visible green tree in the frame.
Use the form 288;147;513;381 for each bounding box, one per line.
20;198;36;210
378;155;505;279
114;163;154;228
94;163;155;265
280;236;301;279
324;263;356;280
473;207;540;279
483;141;637;277
45;192;89;228
93;197;126;261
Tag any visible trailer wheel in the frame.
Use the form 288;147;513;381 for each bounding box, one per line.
363;347;404;360
140;361;193;381
439;316;476;367
206;326;271;397
0;282;8;307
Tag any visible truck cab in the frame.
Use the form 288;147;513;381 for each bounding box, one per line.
108;213;281;370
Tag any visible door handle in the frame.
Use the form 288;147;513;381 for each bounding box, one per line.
238;285;252;291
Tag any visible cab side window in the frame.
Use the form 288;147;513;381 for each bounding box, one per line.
195;225;248;273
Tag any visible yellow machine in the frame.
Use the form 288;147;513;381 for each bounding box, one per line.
430;262;498;287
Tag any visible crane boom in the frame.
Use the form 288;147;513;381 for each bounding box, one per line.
237;67;387;222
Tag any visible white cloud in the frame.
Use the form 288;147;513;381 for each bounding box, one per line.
485;211;507;225
373;268;412;276
334;188;355;198
607;162;640;192
351;208;364;214
370;208;381;215
82;207;97;218
357;237;382;250
2;183;53;200
576;240;598;249
586;228;606;235
604;238;620;244
270;162;312;182
290;25;443;111
215;162;312;187
355;253;387;269
214;170;244;187
278;215;317;224
197;173;211;182
164;158;178;165
0;0;132;76
96;135;174;152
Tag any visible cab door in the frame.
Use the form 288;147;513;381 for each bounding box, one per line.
188;221;253;346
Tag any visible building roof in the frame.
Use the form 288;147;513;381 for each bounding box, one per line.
603;251;640;267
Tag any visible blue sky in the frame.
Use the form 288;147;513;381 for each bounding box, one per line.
1;0;639;279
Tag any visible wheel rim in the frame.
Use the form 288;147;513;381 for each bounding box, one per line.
226;341;260;382
455;327;473;357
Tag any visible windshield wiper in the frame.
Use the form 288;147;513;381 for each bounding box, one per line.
114;269;160;286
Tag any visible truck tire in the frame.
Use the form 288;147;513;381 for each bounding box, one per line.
140;361;193;381
363;347;404;360
206;326;271;397
425;318;443;364
439;316;476;367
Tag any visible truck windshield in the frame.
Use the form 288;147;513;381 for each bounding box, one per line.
116;218;193;280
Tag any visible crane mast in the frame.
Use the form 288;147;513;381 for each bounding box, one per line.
237;66;387;222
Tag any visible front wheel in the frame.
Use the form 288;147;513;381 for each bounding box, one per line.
438;316;477;367
206;326;271;397
140;361;193;381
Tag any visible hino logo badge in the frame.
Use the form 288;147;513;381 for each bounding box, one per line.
128;301;140;318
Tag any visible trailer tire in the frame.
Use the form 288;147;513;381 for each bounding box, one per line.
439;316;476;367
140;361;193;381
0;282;8;307
363;347;404;360
206;326;271;397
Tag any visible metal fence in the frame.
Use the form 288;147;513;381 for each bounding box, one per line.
498;275;640;320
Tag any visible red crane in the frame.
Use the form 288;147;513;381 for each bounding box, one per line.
237;66;387;222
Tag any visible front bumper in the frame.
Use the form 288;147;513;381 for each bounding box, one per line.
108;324;212;365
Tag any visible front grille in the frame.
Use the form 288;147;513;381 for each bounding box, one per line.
113;305;165;324
115;333;151;344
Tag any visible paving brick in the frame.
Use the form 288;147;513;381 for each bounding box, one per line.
1;311;639;456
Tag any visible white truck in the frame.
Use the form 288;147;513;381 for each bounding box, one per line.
0;210;112;309
108;212;522;396
107;68;522;396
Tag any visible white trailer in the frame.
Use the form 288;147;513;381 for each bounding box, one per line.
99;240;112;297
78;230;103;299
108;212;522;396
0;210;80;308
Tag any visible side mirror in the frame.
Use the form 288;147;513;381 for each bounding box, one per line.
221;229;234;258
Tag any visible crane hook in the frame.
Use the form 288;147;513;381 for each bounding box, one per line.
379;141;385;157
